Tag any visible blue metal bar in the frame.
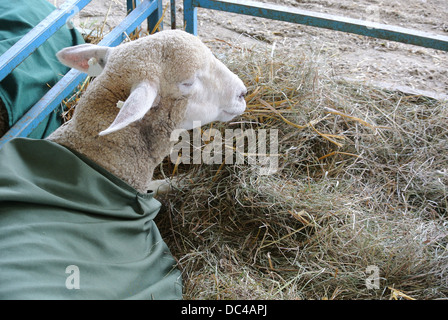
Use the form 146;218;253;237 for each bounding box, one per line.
101;0;158;46
128;0;162;33
171;0;177;29
127;0;140;35
184;0;198;36
0;0;159;148
184;0;448;52
127;0;140;13
0;0;92;82
148;0;163;33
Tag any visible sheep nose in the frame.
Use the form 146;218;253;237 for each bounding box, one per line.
238;90;247;100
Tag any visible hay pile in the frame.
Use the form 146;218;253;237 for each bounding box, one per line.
62;28;448;299
153;38;448;300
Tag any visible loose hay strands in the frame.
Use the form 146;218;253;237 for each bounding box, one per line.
156;37;448;300
389;287;416;300
61;76;90;122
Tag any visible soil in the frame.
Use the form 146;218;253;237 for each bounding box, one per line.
51;0;448;99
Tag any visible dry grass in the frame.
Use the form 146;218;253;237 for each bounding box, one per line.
62;22;448;299
153;38;448;300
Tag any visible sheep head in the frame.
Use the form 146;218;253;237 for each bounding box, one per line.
56;30;247;136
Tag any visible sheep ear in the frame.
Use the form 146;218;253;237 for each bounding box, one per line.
99;81;158;136
56;44;110;76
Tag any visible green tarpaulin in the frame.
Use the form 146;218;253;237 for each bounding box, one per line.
0;138;182;299
0;0;85;138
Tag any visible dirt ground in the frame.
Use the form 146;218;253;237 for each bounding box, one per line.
50;0;448;100
190;0;448;99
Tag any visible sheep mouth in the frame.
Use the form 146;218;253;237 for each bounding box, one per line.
221;110;244;121
222;107;246;117
223;110;241;116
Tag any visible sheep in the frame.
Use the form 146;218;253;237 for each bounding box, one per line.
48;29;247;193
0;30;246;300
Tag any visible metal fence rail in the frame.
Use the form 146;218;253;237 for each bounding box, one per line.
0;0;162;149
128;0;163;32
0;0;92;83
183;0;448;52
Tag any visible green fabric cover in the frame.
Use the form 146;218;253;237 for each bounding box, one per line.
0;0;85;138
0;138;182;300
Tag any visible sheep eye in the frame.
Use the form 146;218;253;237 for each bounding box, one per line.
178;80;196;95
238;90;247;100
